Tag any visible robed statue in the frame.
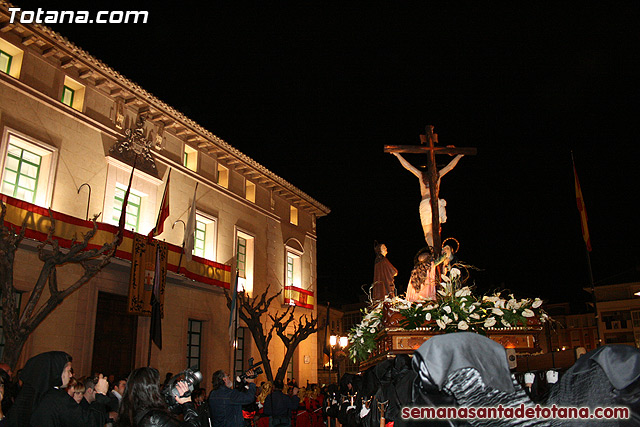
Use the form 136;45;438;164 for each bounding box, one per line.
372;242;398;301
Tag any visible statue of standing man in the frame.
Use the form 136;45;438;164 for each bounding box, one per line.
392;151;464;247
372;242;398;301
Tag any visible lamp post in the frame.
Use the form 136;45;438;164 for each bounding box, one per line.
329;334;349;381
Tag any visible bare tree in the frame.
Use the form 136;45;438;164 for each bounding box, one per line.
226;284;318;383
0;199;118;368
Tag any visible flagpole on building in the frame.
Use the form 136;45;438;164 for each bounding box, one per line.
572;151;601;347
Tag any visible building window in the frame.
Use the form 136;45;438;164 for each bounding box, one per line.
0;129;58;207
2;144;41;203
245;180;256;203
0;49;12;74
0;39;23;78
193;218;206;258
237;236;247;279
236;230;255;295
112;184;142;232
192;213;217;261
61;86;75;107
286;251;302;288
62;76;85;111
217;164;229;188
183;145;197;171
290;205;298;225
187;319;202;370
234;327;246;378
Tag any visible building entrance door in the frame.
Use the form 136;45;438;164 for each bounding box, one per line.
92;292;137;379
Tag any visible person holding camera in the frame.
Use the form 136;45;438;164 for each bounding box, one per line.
115;367;200;427
208;370;256;426
263;379;299;427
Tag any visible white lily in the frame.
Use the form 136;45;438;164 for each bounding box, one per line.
436;319;446;329
450;268;461;279
522;309;535;318
492;308;504;315
458;320;469;330
484;317;497;328
532;298;543;308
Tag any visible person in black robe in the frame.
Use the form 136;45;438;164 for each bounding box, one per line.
6;351;109;427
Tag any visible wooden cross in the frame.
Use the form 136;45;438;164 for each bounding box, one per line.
384;125;476;259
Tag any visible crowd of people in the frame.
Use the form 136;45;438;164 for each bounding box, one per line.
0;353;332;427
4;335;639;426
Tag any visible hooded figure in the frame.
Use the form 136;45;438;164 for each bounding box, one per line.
547;344;640;426
372;242;398;301
413;333;539;427
6;351;71;427
6;351;105;427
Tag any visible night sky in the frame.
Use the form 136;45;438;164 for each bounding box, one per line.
18;1;640;307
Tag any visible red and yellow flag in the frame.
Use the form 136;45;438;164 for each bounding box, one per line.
573;158;592;252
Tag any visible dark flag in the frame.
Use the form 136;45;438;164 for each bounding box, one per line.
150;243;163;349
323;302;331;360
115;157;137;248
228;271;239;347
149;169;171;238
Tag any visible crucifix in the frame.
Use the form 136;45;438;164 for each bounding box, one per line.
384;125;476;259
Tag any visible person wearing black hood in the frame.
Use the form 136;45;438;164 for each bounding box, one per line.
5;351;109;427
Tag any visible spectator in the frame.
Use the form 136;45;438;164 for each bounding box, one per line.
263;379;299;427
0;366;17;420
65;377;78;398
6;351;110;426
81;378;117;424
115;367;199;426
0;368;10;424
208;370;256;426
108;378;127;413
71;381;85;404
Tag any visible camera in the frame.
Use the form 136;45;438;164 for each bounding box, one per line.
162;367;203;404
238;357;263;381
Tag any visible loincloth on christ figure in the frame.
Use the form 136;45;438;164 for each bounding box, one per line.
419;197;447;246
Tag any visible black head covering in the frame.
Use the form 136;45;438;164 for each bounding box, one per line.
6;351;71;427
578;344;640;390
413;332;515;393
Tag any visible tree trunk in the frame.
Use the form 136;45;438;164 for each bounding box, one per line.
1;332;28;370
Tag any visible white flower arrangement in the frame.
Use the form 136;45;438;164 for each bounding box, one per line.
347;268;551;362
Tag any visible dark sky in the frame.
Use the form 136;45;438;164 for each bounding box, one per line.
21;1;640;307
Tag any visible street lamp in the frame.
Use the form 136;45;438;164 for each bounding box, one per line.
329;334;348;372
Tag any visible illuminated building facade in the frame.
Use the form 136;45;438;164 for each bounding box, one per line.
0;3;329;384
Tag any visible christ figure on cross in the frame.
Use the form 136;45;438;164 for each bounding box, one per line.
392;151;464;247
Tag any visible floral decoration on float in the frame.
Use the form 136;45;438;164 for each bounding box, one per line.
347;267;550;363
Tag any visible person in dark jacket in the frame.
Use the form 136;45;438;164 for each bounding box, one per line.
115;367;199;427
263;380;299;427
6;351;110;427
208;370;256;427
